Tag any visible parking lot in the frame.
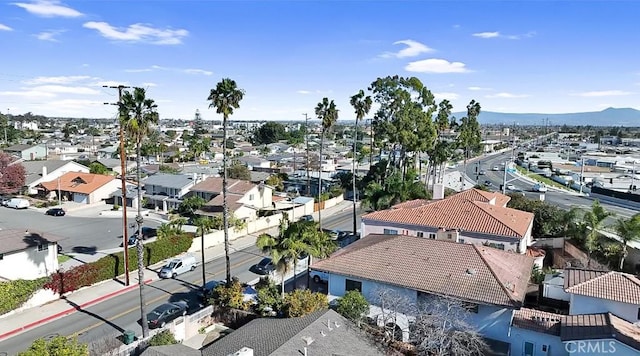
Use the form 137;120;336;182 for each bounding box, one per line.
0;204;161;253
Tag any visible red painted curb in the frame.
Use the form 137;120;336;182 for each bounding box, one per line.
0;279;153;341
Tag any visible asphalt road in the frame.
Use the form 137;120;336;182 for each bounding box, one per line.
0;207;161;253
463;153;637;222
0;209;356;355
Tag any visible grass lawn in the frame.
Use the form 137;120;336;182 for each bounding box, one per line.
514;165;573;191
58;254;71;264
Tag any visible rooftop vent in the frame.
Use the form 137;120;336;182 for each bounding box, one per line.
466;268;476;275
302;336;314;345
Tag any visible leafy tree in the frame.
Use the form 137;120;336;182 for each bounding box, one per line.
89;162;108;175
315;97;339;231
210;277;250;310
119;87;159;338
227;163;251;180
148;329;178;346
18;335;88;356
0;152;26;194
583;200;614;267
506;193;567;238
336;290;369;324
252;122;287;145
362;169;429;211
284;289;328;317
614;213;640;270
255;277;284;315
193;109;207;136
208;78;245;285
165;130;177;141
265;174;284;191
177;196;206;218
457;100;482;171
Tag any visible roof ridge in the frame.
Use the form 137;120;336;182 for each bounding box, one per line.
567;270;617;291
472;244;519;306
472;201;524;238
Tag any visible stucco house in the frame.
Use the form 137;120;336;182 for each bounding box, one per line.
3;144;47;161
0;230;64;281
361;188;535;254
190;177;273;222
311;234;534;353
509;268;640;355
21;160;90;195
142;173;202;212
38;172;120;204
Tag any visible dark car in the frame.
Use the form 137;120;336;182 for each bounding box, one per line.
147;301;189;329
120;235;138;247
45;208;66;216
131;227;157;240
478;170;486;175
299;215;314;222
484;180;493;187
251;257;275;275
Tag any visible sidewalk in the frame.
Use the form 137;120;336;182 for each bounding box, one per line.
0;200;353;341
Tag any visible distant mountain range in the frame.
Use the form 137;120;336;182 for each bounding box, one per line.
452;107;640;127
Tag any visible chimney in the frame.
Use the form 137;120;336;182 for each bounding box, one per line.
42;166;47;177
432;183;445;200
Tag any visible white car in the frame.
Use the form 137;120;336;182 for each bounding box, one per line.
533;183;548;192
506;184;517;191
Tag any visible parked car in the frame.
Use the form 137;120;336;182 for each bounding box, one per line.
0;196;13;207
120;235;138;247
478;170;486;175
146;301;189;329
131;227;157;240
310;270;329;284
532;183;548;192
45;208;66;216
505;184;517;191
251;257;275;275
492;166;500;171
483;180;493;187
299;215;314;222
159;255;197;278
6;198;30;209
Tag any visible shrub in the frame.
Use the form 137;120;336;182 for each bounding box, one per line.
255;277;283;315
210;278;250;311
0;278;48;315
18;335;88;356
336;290;369;323
147;330;178;346
284;289;328;317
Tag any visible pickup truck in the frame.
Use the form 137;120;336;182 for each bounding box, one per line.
310;270;329;284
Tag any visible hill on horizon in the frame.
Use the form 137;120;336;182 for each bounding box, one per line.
453;107;640;127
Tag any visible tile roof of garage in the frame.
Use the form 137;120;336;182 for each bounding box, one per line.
39;172;115;194
564;270;640;304
311;234;534;307
512;308;562;336
362;189;533;239
561;313;640;351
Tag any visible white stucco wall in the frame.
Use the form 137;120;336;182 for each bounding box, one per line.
510;327;567;356
0;244;59;280
90;179;121;203
569;294;639;323
543;283;570;302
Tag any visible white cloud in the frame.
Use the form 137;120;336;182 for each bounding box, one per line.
472;30;536;40
296;89;332;95
142;82;157;88
485;92;530;98
23;75;92;85
35;29;66;42
13;0;83;18
0;24;13;31
83;22;188;45
93;80;129;87
468;86;492;91
297;90;311;95
433;92;459;101
473;31;500;38
47;99;104;112
405;58;470;73
32;85;99;95
0;90;56;98
572;90;632;97
183;68;212;76
379;39;434;59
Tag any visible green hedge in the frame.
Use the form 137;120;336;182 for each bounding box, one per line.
0;278;48;315
44;233;193;294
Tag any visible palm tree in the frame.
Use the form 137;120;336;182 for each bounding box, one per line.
119;87;159;338
207;78;245;284
194;216;216;290
256;216;297;297
349;90;372;235
314;97;339;231
583;200;615;267
614;213;640;270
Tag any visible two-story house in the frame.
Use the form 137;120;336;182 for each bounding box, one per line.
142;173;201;212
509;268;640;355
0;230;64;281
190;178;273;222
311;234;534;353
3;144;47;161
361;188;535;254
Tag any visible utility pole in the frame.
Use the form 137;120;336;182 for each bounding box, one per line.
303;113;310;196
352;118;358;235
579;157;585;194
367;118;374;168
631;160;636;192
502;160;508;195
104;85;131;286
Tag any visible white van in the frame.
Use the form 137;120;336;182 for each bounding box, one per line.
533;183;548;192
6;198;30;209
159;255;197;278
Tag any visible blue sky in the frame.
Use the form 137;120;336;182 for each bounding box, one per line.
1;0;639;121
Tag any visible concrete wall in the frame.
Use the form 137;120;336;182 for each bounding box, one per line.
91;179;121;204
509;328;567;356
0;244;59;280
534;237;565;249
570;294;639;323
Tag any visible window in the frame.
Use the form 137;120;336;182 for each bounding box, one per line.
524;342;534;356
447;233;453;239
417;232;424;238
488;242;505;250
0;253;3;260
428;233;436;240
249;194;255;201
345;279;362;293
383;229;398;235
459;239;465;244
37;244;47;252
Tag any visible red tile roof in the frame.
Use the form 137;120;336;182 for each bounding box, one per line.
512;308;562;336
40;172;115;194
362;189;533;239
561;313;640;351
565;270;640;304
311;234;534;307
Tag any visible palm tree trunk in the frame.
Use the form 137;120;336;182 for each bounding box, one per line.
353;120;358;235
620;244;627;270
318;131;324;232
281;271;286;298
201;230;206;290
223;115;231;284
136;142;149;338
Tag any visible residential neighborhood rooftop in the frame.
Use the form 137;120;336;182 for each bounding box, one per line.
0;229;65;255
39;172;116;194
564;270;640;305
191;177;256;195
